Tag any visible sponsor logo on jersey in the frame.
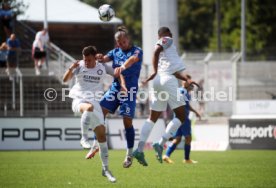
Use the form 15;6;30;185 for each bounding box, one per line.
83;75;100;83
127;52;131;57
116;51;124;58
133;49;140;57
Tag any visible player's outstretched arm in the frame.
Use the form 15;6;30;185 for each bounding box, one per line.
189;104;201;120
142;45;163;84
119;74;128;95
96;54;111;63
114;55;140;78
63;61;79;83
174;71;200;88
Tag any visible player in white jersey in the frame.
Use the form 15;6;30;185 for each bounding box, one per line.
63;46;116;183
133;27;197;166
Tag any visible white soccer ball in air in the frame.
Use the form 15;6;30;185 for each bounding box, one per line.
98;4;115;22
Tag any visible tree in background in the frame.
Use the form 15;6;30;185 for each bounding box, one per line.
178;0;215;52
82;0;276;60
208;0;276;60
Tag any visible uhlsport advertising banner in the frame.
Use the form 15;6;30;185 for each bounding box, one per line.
229;118;276;149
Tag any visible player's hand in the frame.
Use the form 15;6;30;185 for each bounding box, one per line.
114;67;121;78
69;60;80;70
195;112;201;120
96;53;104;62
120;84;128;96
141;80;148;86
187;79;200;89
114;65;126;78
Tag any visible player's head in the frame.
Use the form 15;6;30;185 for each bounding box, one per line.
114;26;131;51
158;27;172;38
82;46;97;67
10;33;16;40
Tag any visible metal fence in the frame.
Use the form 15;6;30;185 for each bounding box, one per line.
236;62;276;100
0;68;73;117
181;52;240;117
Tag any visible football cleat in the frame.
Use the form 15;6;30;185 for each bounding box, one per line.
133;149;148;166
152;143;163;163
183;159;198;164
85;145;99;159
102;169;116;183
80;139;91;149
123;156;133;168
162;155;174;164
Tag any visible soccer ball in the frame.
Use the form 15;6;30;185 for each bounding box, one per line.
98;4;115;22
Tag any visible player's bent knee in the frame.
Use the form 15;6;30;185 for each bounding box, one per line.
185;136;192;144
94;125;106;142
123;117;133;128
79;103;94;112
86;104;94;112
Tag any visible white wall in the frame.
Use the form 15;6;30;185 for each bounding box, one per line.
142;0;178;65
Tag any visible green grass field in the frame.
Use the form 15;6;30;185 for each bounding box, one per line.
0;150;275;188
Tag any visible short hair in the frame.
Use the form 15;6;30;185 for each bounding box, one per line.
82;46;97;56
158;27;171;36
114;26;129;40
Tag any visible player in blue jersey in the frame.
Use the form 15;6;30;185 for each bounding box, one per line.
163;75;201;164
97;26;143;168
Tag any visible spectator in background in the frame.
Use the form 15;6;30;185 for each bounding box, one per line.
0;42;8;68
6;33;20;79
32;28;50;75
0;3;14;38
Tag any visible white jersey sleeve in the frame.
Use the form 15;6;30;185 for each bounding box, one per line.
156;37;185;75
156;37;173;50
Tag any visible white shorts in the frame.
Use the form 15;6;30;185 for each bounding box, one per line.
150;74;186;111
72;99;105;130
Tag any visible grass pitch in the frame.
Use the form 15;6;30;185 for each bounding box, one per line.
0;150;275;188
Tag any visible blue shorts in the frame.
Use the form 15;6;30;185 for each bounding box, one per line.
100;84;137;118
174;118;191;137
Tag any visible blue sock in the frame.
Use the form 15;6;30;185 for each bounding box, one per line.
165;143;177;157
125;126;135;149
184;144;191;160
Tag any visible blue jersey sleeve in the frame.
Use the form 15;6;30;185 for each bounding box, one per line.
106;49;115;61
121;47;143;76
133;48;143;61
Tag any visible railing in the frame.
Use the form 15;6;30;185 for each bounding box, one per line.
0;21;77;117
47;42;76;84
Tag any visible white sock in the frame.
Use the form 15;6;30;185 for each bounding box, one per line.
137;119;154;152
98;142;109;170
81;111;91;140
126;148;133;157
159;118;182;147
92;138;99;148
